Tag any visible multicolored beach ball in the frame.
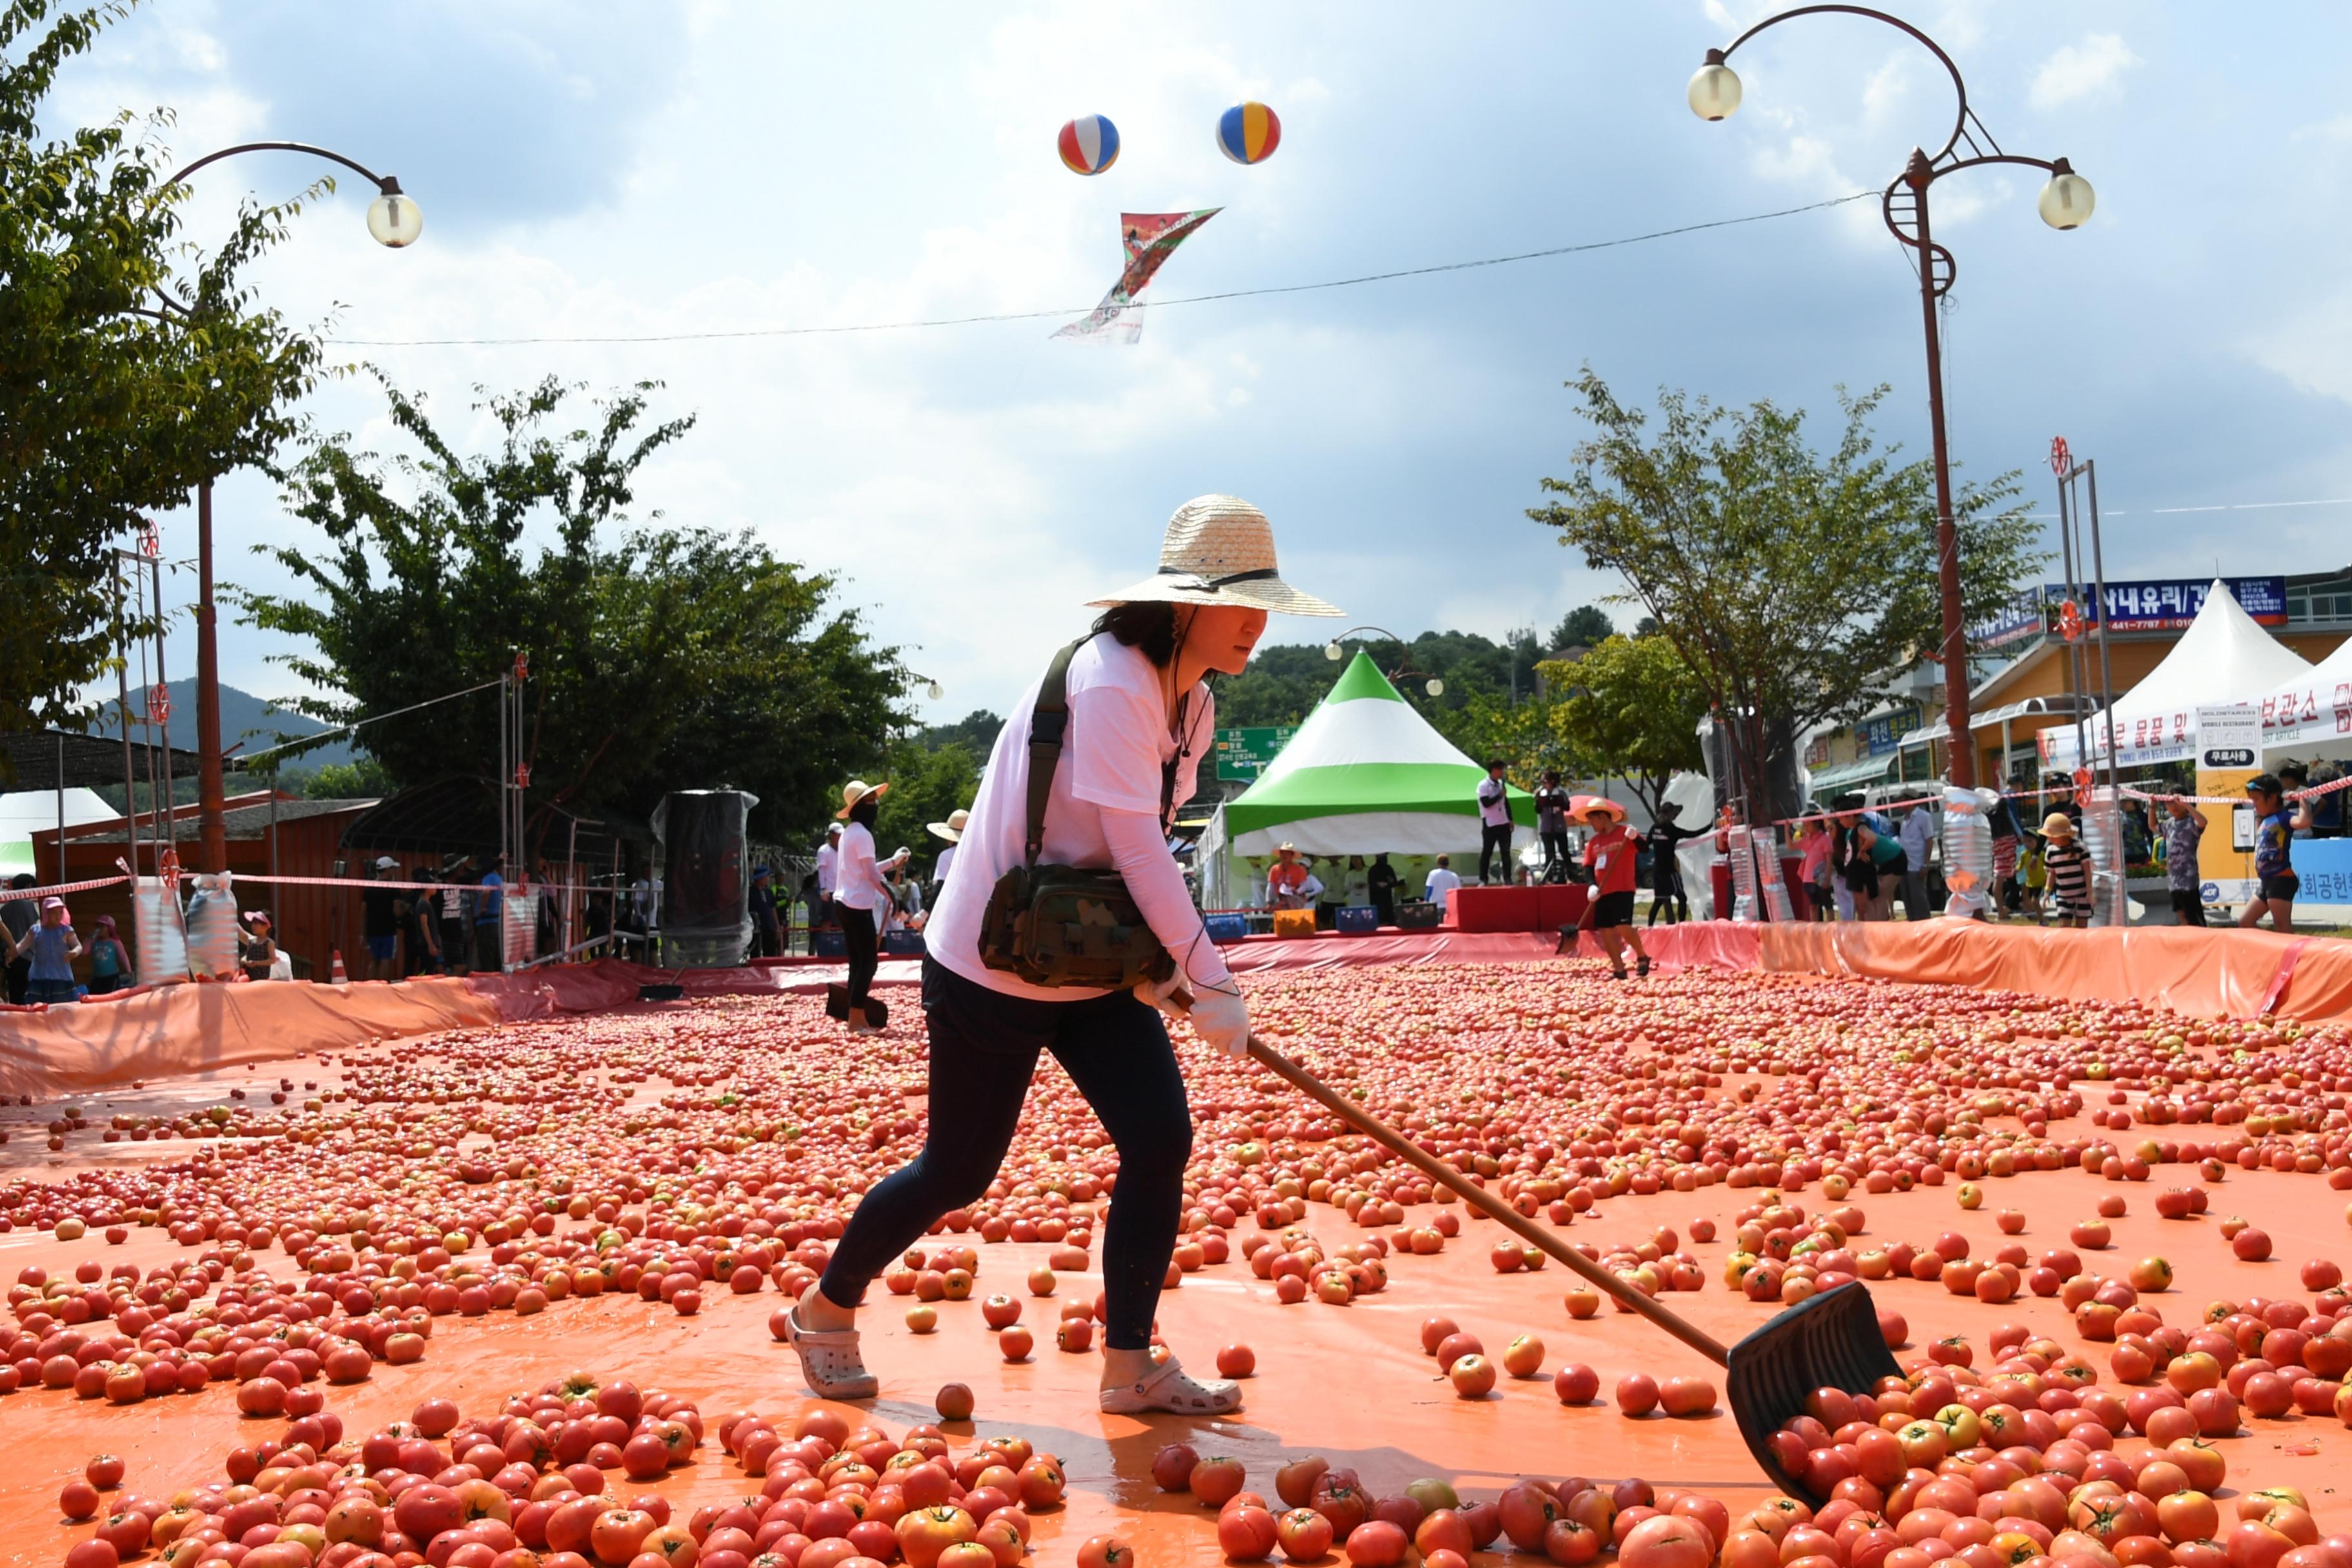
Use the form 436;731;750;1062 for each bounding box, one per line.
1216;101;1281;164
1057;114;1120;175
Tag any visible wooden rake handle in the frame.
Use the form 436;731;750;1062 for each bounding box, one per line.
1169;988;1730;1366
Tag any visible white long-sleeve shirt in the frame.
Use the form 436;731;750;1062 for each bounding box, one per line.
926;633;1230;1002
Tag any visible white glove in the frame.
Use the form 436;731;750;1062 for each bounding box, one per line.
1186;985;1251;1058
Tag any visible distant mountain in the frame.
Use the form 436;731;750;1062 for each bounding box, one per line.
92;680;361;769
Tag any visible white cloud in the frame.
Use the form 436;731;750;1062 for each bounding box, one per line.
2291;115;2352;144
2246;284;2352;404
2028;33;2140;113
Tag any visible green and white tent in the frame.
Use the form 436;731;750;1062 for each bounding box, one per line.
1197;652;1534;904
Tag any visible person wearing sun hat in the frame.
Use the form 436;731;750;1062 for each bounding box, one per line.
237;910;280;983
926;807;970;900
780;493;1340;1419
2040;810;2093;928
1577;797;1651;979
831;779;893;1032
8;896;83;1004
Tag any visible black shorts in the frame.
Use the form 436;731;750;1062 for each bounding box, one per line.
2260;873;2300;902
2169;888;2206;917
1591;890;1637;928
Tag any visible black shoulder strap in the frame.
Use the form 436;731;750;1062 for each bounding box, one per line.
1024;638;1088;867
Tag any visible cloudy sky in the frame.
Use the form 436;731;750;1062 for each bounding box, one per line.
47;0;2352;722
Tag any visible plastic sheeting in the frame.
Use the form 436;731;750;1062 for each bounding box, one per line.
2083;788;2129;928
182;872;241;980
130;876;188;987
654;790;757;968
1939;787;1994;919
1643;917;2352;1024
0;975;504;1099
12;1048;2348;1568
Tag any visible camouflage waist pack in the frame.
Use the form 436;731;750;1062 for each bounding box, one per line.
977;638;1177;991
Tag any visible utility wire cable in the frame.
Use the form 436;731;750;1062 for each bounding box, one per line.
326;191;1878;348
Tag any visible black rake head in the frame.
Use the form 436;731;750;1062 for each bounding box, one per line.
1725;1282;1905;1502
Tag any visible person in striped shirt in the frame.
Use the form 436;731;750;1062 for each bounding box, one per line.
2041;811;2093;928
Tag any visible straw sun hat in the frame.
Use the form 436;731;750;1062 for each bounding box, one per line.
1089;495;1342;617
2041;812;2077;839
836;779;888;819
1578;798;1628;824
928;808;969;843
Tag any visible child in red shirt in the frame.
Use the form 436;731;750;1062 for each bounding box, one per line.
1580;799;1649;979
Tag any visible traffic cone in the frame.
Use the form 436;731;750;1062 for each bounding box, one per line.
329;948;349;985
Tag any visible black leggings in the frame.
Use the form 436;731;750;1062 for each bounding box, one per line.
840;904;879;1008
1647;867;1687;925
1479;823;1514;883
818;959;1192;1350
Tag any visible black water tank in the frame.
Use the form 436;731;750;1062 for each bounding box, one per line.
652;789;758;967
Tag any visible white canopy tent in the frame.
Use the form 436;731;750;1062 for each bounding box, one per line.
2260;629;2352;761
0;787;114;879
2043;578;2314;769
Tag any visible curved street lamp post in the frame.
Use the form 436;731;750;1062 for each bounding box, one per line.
1324;627;1444;698
1690;6;2093;792
154;143;420;870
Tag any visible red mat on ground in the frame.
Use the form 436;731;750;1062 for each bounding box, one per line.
1642;917;2352;1023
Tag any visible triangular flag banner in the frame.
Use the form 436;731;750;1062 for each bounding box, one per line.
1054;208;1220;344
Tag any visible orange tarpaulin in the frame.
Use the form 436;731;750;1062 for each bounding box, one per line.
0;937;1573;1101
1643;917;2352;1022
0;975;504;1099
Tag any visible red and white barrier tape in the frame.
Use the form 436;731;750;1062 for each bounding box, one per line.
1775;770;2351;827
0;874;131;902
232;873;614;897
2122;772;2352;809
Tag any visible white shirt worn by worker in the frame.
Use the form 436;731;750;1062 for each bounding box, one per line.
1478;777;1511;827
834;822;890;914
1277;872;1324;910
1425;866;1463;911
932;841;959;889
816;840;839;895
927;632;1230;1003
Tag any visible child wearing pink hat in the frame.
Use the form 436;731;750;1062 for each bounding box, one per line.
7;897;84;1004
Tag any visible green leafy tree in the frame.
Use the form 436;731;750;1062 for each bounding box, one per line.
266;757;392;799
1217;631;1538;730
1;0;324;740
871;736;983;874
1544;634;1706;816
240;375;908;848
1430;690;1580;789
1529;370;2041;821
300;758;393;800
919;710;1004;753
1549;604;1614;651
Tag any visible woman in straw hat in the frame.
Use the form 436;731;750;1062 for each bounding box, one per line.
779;495;1340;1416
832;779;894;1030
926;807;969;905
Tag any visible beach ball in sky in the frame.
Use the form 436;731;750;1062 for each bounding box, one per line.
1057;114;1120;175
1216;101;1280;164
